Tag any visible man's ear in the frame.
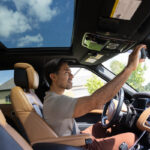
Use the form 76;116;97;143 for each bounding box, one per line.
50;73;56;81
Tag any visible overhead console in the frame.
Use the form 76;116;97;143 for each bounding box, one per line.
82;32;135;54
76;0;150;64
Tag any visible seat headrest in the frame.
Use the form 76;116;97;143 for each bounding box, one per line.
0;110;6;127
14;63;39;89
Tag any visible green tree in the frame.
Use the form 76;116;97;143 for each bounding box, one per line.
143;82;150;92
110;60;147;91
85;74;104;94
110;61;124;74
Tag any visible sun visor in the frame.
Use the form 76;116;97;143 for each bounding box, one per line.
110;0;142;20
96;0;150;41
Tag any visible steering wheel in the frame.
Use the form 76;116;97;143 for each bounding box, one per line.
101;88;124;128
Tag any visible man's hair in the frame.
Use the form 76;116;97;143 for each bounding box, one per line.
44;58;68;86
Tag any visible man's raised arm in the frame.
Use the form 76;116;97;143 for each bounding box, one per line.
73;44;147;118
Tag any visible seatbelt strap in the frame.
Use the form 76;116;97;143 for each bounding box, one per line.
72;120;76;135
33;104;43;118
129;130;146;150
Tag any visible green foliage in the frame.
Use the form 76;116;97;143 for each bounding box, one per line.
144;83;150;91
85;74;104;94
110;60;125;74
85;60;148;93
127;64;146;91
110;60;147;91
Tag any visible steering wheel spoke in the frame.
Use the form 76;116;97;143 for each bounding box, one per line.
101;116;108;125
101;88;124;128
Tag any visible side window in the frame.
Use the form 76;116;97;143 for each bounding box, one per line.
64;67;106;98
103;51;150;92
0;70;14;104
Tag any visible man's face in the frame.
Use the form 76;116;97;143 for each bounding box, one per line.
52;63;73;90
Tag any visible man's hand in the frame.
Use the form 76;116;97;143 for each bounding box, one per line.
127;44;147;71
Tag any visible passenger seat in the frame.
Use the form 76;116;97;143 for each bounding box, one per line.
0;109;33;150
0;109;83;150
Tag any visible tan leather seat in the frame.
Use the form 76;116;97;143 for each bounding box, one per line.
11;63;91;147
0;109;33;150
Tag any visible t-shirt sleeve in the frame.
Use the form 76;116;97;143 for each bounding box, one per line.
49;95;78;119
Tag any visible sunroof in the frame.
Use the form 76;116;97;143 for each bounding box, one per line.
0;0;74;48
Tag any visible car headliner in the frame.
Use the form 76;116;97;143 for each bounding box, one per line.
0;0;150;71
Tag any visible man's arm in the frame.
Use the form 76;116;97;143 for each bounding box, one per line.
73;44;147;118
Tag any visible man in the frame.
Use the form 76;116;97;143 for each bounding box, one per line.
43;44;146;150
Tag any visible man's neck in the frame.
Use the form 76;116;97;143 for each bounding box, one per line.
50;85;64;95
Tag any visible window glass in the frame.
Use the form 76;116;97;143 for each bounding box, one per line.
103;51;150;92
0;0;74;48
0;70;14;104
64;67;106;98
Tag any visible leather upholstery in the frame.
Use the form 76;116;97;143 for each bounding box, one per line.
11;62;92;147
136;106;150;132
0;110;33;150
0;109;6;126
14;63;39;89
32;143;83;150
11;86;58;144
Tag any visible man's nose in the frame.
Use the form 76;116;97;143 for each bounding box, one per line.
70;73;73;79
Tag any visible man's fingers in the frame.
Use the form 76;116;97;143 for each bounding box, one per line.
134;44;147;53
139;59;145;63
130;45;147;58
135;44;147;63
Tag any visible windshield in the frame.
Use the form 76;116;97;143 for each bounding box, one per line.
0;0;74;48
103;51;150;92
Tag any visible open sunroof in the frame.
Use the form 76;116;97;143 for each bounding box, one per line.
0;0;74;48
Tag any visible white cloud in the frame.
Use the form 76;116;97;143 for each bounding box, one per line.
0;6;31;37
13;0;58;22
17;34;43;47
0;0;58;38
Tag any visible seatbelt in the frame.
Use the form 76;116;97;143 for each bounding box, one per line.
33;104;43;118
119;131;146;150
129;130;146;150
25;93;43;118
72;120;77;135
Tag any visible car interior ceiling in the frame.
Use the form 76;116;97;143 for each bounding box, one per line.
1;0;150;149
0;0;150;68
0;0;149;98
0;1;149;105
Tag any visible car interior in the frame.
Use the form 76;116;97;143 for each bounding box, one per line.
1;0;150;149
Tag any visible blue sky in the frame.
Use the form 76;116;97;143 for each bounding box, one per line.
0;70;14;85
0;0;74;85
0;0;74;48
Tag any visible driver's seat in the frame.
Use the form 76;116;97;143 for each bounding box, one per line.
10;63;92;147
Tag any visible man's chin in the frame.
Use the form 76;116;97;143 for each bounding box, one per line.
66;84;72;89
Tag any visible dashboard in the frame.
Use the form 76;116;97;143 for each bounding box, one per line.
132;97;150;112
130;95;150;132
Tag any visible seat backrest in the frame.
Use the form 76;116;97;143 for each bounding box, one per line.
11;63;58;145
0;109;33;150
